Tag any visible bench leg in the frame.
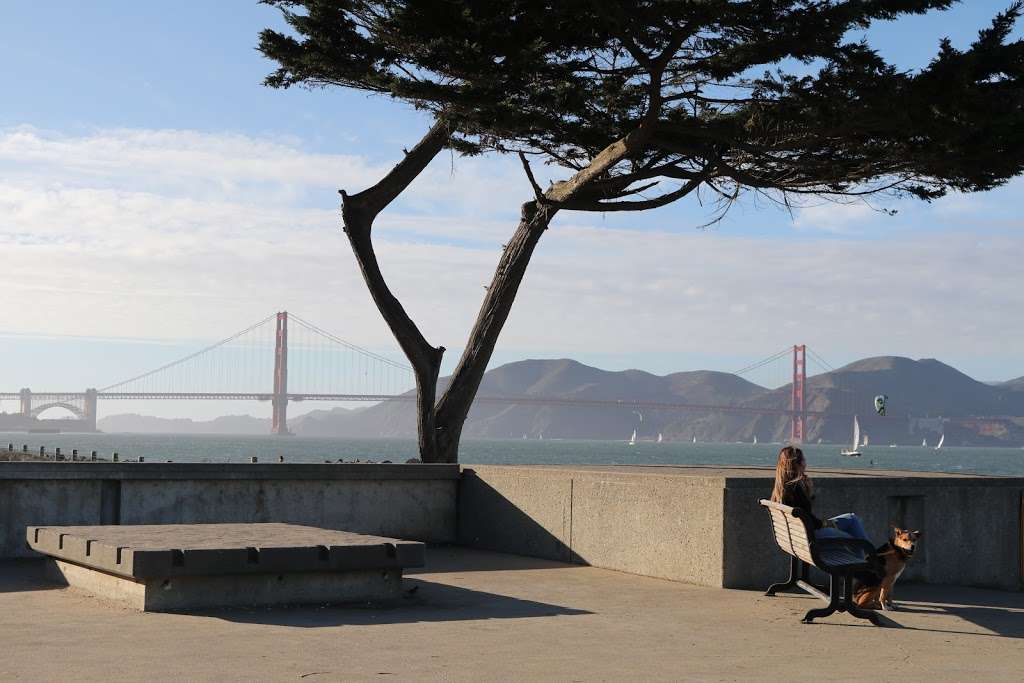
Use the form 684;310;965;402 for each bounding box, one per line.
765;556;801;596
801;574;839;624
841;573;881;626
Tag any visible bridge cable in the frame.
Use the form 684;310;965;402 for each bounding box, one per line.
98;313;278;392
288;314;413;373
733;347;792;377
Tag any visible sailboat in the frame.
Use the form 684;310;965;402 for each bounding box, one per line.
629;429;637;446
934;434;945;451
753;435;758;445
840;416;862;456
862;433;869;448
921;437;928;448
657;433;663;443
692;435;697;444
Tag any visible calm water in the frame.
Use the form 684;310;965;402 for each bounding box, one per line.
3;432;1024;476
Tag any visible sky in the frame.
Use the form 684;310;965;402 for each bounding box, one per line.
1;1;1022;420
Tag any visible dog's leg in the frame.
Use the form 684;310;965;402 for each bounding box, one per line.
886;567;906;610
879;578;894;611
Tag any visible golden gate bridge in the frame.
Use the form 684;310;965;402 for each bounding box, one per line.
1;312;824;438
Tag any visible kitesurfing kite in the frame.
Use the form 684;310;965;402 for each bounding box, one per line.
874;395;888;416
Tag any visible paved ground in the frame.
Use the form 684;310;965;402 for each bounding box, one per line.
1;548;1022;682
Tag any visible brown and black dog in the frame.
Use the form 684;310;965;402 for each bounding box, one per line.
853;528;922;611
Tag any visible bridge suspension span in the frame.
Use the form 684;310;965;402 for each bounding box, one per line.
2;313;843;439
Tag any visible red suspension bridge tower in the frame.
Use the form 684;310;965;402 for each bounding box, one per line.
790;344;806;444
271;311;290;435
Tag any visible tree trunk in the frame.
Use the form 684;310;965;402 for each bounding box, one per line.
338;121;448;462
340;119;641;463
433;200;557;462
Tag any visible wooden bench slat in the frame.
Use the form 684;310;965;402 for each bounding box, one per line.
770;515;808;540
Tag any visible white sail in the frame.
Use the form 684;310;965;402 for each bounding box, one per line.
862;433;869;448
629;429;637;446
841;416;862;455
934;434;945;450
657;433;663;443
922;437;928;447
692;435;697;444
538;432;543;440
753;435;758;445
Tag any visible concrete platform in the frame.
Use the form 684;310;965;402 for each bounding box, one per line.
0;547;1021;682
26;523;424;611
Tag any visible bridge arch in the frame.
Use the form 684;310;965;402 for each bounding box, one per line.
31;402;85;419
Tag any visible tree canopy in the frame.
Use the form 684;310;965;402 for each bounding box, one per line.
259;1;1024;462
261;0;1024;215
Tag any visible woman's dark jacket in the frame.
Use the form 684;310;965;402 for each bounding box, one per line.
780;480;823;529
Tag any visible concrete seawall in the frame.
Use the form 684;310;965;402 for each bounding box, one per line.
3;461;1021;592
0;463;458;558
459;465;1024;591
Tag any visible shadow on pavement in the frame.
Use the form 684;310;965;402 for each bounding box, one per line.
0;559;62;594
811;585;1024;638
408;545;577;574
197;577;592;627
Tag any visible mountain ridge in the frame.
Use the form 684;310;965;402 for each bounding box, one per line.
98;356;1024;445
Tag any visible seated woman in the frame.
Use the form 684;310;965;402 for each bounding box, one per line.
770;445;872;542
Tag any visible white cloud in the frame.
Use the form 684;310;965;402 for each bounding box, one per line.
0;125;1021;385
792;200;879;234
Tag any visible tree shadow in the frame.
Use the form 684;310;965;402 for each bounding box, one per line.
194;576;592;627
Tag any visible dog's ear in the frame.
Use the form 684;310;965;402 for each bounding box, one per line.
892;526;903;535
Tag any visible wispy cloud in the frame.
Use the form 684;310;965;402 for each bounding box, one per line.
0;125;1021;381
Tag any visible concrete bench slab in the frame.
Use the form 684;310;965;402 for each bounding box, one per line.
26;523;424;611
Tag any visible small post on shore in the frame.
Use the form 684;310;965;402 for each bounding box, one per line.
90;450;97;461
278;455;284;463
138;456;145;463
55;447;62;460
72;449;78;461
112;452;119;462
22;444;28;454
40;446;47;458
250;456;258;463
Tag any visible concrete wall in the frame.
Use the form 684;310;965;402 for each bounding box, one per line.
0;463;458;558
459;466;726;587
723;474;1024;591
460;465;1024;591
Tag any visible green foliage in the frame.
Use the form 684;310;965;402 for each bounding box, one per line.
260;0;1024;210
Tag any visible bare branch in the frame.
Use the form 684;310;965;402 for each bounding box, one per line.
344;118;449;219
563;161;715;212
518;151;546;202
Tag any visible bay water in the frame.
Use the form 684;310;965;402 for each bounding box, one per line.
3;432;1023;476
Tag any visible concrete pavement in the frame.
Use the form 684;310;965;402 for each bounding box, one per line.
1;547;1022;681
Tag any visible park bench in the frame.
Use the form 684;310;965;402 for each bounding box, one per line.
759;499;880;626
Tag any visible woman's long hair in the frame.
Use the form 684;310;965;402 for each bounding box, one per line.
770;445;811;503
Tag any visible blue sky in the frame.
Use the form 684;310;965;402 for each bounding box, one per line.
1;1;1022;420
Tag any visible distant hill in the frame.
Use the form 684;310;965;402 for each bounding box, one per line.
1000;375;1024;391
98;357;1024;446
710;356;1024;446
